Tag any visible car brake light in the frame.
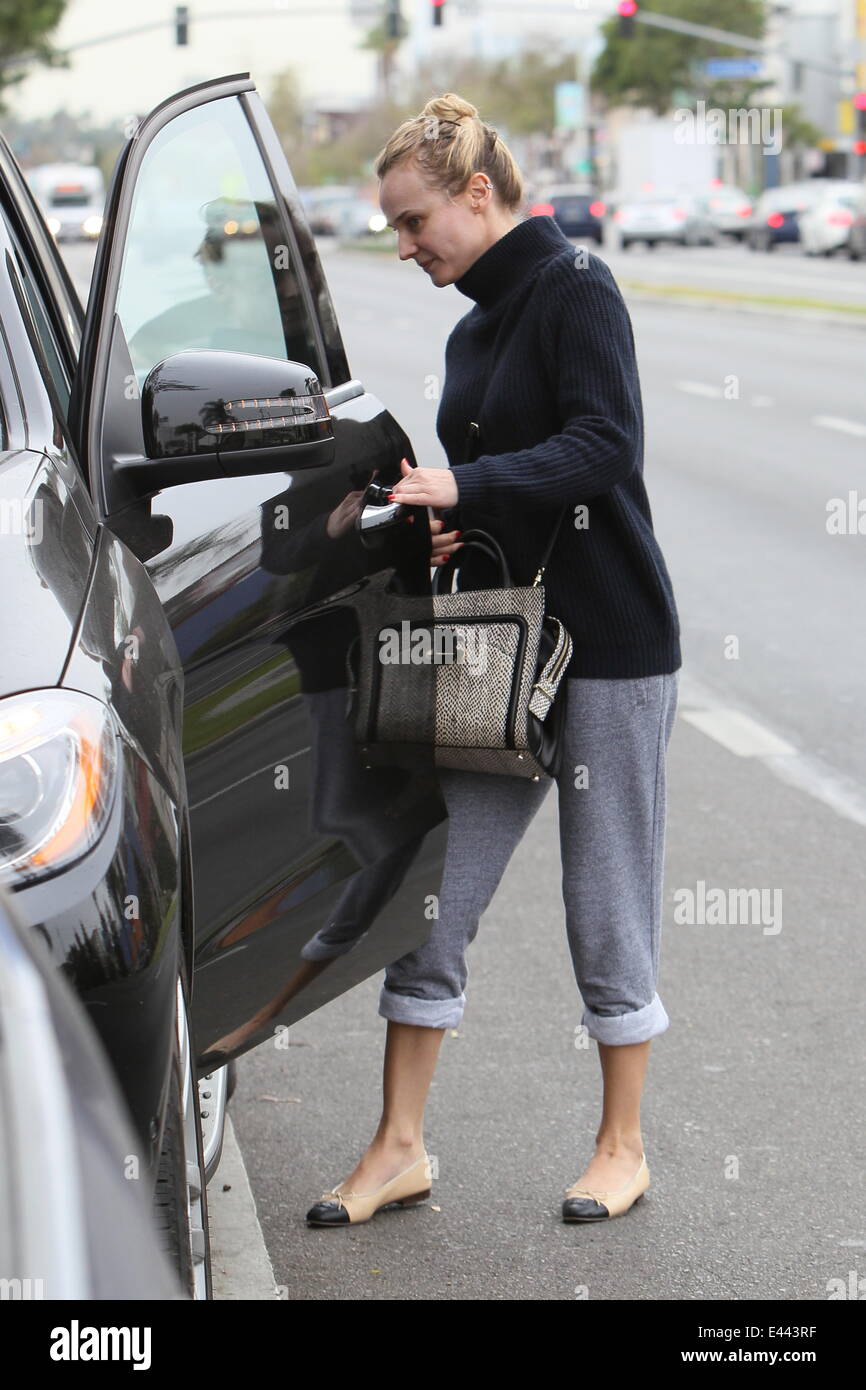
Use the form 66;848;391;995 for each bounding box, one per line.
530;202;555;218
737;205;752;217
589;200;605;218
767;212;785;228
827;210;853;226
613;209;623;223
673;208;687;221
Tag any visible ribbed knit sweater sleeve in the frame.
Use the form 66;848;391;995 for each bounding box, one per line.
451;256;641;512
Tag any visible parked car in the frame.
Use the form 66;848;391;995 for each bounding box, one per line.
0;72;448;1299
0;885;186;1300
25;162;105;242
333;195;389;240
704;183;753;242
297;184;359;235
613;190;717;248
745;179;847;251
798;181;862;257
527;184;605;243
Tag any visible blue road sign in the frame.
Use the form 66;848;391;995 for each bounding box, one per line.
703;58;763;78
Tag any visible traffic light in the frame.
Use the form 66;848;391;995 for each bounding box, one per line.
617;0;637;38
175;5;189;45
855;91;866;158
432;0;446;27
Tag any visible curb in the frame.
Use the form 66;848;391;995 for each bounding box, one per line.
617;283;866;331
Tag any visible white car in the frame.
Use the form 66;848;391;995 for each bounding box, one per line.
798;182;863;256
614;191;717;249
704;184;754;241
25;162;105;241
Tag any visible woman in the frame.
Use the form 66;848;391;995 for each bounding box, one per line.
305;94;682;1229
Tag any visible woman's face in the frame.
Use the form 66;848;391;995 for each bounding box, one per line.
379;161;504;286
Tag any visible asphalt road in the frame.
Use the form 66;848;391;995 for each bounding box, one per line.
64;235;866;1301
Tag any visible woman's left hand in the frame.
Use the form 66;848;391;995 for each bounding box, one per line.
389;455;458;509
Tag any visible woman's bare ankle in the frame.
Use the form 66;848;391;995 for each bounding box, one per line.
372;1127;425;1155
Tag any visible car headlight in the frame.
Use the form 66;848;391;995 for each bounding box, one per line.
82;215;103;237
46;217;61;237
0;690;119;887
367;212;387;233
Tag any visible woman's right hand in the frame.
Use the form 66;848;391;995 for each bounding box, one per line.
430;515;462;567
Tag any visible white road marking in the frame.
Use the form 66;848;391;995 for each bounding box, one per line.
677;671;866;827
675;380;723;398
680;707;796;758
812;415;866;438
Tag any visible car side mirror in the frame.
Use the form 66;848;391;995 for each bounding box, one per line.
116;349;336;494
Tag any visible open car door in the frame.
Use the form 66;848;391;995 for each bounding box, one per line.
69;72;448;1072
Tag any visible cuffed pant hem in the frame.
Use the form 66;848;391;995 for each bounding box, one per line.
378;984;465;1030
582;992;669;1045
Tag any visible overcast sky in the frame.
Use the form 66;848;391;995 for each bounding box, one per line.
11;0;382;126
11;0;845;130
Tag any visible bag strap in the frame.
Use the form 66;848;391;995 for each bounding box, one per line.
461;420;570;590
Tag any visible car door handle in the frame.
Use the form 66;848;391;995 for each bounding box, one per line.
358;499;407;533
357;481;410;535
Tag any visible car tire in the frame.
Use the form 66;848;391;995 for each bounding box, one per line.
152;969;212;1300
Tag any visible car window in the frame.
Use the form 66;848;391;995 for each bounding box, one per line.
5;220;73;422
115;97;322;389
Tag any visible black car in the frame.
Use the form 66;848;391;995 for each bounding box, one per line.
528;185;605;244
0;72;448;1298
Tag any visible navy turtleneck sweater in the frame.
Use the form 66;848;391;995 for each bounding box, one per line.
436;214;681;679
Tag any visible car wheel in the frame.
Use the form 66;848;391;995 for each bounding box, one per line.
621;238;632;251
153;970;212;1300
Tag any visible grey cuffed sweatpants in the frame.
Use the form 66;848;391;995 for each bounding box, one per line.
378;672;679;1044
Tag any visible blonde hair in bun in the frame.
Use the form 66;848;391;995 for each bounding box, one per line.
374;92;523;212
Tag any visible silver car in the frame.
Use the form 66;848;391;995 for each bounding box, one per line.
705;184;754;242
614;191;717;249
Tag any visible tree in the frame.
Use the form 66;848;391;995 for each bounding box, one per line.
266;69;305;157
0;0;70;115
592;0;766;116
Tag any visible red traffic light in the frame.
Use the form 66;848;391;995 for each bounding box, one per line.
618;1;638;14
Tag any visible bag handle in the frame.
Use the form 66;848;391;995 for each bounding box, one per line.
432;528;512;595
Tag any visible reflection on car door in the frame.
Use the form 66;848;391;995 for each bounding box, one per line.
72;74;447;1071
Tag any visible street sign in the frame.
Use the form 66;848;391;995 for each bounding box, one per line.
555;82;585;132
703;58;763;78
